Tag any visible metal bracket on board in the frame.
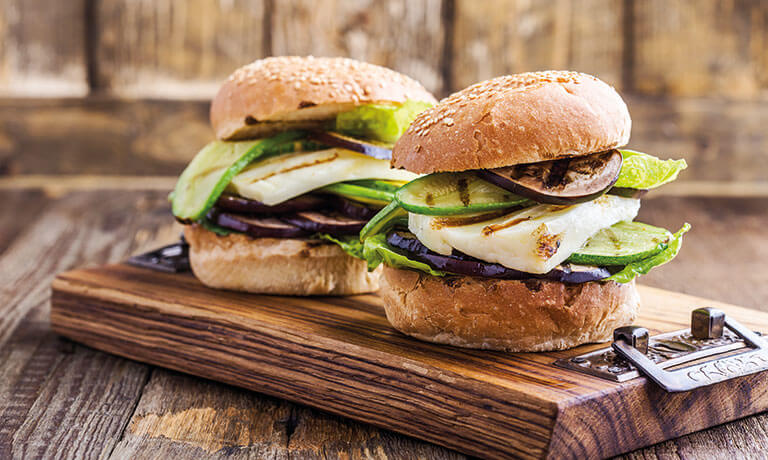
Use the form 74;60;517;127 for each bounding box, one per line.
126;238;190;273
554;307;768;392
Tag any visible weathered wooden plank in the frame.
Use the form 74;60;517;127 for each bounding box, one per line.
451;0;624;92
626;95;768;183
0;0;88;97
109;367;465;459
286;405;466;459
0;176;177;196
633;0;768;99
96;0;267;98
0;190;179;459
110;370;292;459
0;98;211;176
270;0;447;96
622;413;768;460
637;196;768;312
6;343;150;460
0;188;47;253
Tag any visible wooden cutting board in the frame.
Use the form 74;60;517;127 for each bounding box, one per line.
50;264;768;459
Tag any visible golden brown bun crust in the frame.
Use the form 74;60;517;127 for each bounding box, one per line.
392;71;631;173
378;266;639;352
184;225;380;295
211;56;437;140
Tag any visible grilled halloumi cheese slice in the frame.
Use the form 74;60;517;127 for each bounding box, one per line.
408;195;640;274
229;148;417;205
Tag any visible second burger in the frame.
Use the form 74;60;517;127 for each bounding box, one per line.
172;56;436;295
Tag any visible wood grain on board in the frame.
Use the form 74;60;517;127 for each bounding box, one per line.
50;262;768;459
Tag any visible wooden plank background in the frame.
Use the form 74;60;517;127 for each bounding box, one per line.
0;0;766;185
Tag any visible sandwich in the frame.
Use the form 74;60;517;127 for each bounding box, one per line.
171;56;436;295
361;71;689;351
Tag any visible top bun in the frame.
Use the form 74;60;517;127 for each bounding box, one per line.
211;56;437;140
392;71;631;173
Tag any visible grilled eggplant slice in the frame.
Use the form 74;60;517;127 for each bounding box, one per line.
282;211;367;235
308;131;393;160
215;193;327;214
478;150;623;205
329;196;380;220
210;210;309;238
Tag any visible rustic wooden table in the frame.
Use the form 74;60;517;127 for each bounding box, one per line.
2;182;767;459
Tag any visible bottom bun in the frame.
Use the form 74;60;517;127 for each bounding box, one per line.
184;225;380;295
378;266;639;352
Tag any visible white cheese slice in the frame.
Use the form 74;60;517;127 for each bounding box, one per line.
408;195;640;274
229;148;417;205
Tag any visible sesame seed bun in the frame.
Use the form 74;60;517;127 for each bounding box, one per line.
378;266;640;352
211;56;437;140
392;71;631;173
184;225;380;296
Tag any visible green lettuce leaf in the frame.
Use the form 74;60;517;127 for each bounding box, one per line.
614;150;688;189
335;100;434;144
316;233;365;259
606;223;691;283
362;234;446;276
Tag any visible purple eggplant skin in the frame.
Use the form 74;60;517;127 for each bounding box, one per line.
387;231;529;279
542;263;611;283
210;209;310;238
307;131;392;160
216;193;379;220
216;193;328;215
281;211;367;235
329;195;380;220
386;231;610;283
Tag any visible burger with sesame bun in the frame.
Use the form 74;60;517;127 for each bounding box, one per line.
171;56;436;295
360;71;690;351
